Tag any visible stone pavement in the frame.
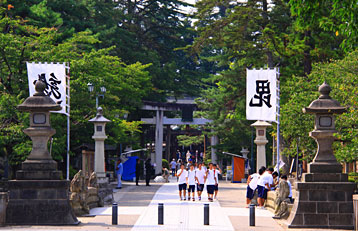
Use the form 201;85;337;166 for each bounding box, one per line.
0;177;353;231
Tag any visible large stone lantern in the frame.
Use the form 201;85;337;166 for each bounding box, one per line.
89;107;110;185
251;120;272;170
288;82;355;229
6;80;78;225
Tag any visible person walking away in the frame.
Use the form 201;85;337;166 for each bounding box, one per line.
116;159;123;189
145;158;152;186
273;175;290;219
213;164;221;200
186;151;191;163
246;168;262;208
177;164;188;201
187;164;196;201
135;159;141;186
257;167;274;209
170;158;177;177
195;163;206;201
205;163;216;202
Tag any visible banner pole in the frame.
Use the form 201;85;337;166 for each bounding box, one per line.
276;68;280;176
66;62;71;180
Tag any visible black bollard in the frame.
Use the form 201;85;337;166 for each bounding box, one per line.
112;203;118;225
204;204;209;225
158;203;164;225
249;204;255;226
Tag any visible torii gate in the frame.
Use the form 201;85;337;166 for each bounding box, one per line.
141;100;217;174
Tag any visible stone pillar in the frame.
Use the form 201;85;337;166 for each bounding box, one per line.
89;107;111;184
211;133;218;164
251;121;272;170
155;110;164;174
288;82;355;229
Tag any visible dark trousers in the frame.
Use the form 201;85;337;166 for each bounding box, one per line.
136;174;139;185
146;175;150;186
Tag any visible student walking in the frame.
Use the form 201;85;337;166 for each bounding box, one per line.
195;163;206;201
177;164;188;201
246;168;263;208
257;167;274;209
135;159;141;186
187;164;196;201
213;164;222;200
205;163;217;202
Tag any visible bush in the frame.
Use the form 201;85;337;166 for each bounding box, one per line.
162;159;169;169
348;172;358;176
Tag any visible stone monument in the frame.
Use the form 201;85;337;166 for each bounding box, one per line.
6;80;78;225
251;120;272;169
287;82;355;229
89;107;110;185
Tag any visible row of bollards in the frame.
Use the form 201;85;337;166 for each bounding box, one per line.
112;202;256;227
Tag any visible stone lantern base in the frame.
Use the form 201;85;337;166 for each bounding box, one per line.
287;177;355;229
6;180;79;225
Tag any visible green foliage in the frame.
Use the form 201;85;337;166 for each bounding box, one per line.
162;159;169;169
281;50;358;163
177;135;204;147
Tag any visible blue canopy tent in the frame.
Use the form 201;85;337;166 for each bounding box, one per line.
122;156;138;181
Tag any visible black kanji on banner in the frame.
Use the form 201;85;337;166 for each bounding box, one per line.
249;80;272;108
33;73;62;99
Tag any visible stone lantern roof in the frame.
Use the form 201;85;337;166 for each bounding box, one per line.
17;80;62;112
303;82;346;114
89;107;111;123
250;120;272;127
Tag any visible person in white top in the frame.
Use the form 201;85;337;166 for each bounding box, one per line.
257;167;274;209
177;164;188;201
195;163;206;201
187;165;196;201
246;168;264;208
213;164;222;200
205;163;217;202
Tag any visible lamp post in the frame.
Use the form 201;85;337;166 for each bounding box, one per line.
87;83;106;108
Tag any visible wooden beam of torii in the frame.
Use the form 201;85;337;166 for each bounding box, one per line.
141;117;212;125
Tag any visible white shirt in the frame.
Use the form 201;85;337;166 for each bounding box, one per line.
206;169;217;185
257;172;273;189
248;173;260;190
188;169;196;185
195;168;206;184
177;169;188;184
287;180;292;197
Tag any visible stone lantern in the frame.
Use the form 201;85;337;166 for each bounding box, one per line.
251;120;272;170
6;80;78;225
89;107;110;185
288;82;355;229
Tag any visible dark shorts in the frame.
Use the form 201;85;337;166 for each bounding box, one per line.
214;184;219;191
257;185;267;199
207;185;215;194
188;185;195;192
178;183;187;191
197;184;204;192
246;185;256;199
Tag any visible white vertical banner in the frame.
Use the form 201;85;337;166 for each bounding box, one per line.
246;68;277;122
26;62;68;114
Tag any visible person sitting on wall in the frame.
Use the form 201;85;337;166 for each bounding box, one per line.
273;175;291;219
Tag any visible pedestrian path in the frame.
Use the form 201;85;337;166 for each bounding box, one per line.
89;178;276;231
